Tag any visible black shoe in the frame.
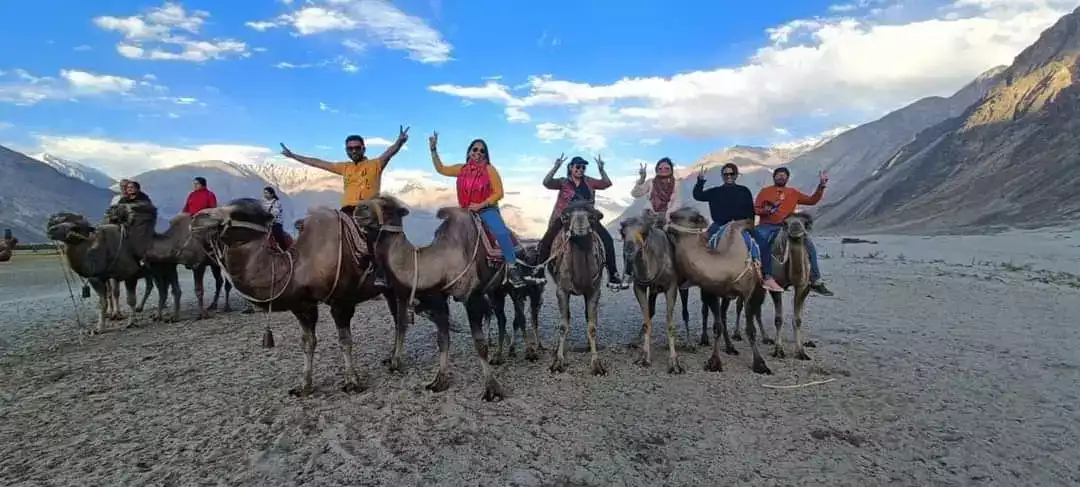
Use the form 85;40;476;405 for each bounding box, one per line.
608;273;628;290
373;272;388;288
810;280;834;296
507;266;527;288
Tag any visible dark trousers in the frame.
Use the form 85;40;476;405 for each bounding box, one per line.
341;205;384;280
537;219;620;278
270;223;289;250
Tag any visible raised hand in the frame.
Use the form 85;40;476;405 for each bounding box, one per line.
638;162;647;178
279;143;294;159
819;170;829;187
428;131;438;151
594;154;605;170
398;125;411;142
554;153;567;168
697;167;708;181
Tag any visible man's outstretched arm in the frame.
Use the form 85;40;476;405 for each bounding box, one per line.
280;143;341;174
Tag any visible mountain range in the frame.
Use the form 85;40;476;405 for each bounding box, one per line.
5;6;1080;241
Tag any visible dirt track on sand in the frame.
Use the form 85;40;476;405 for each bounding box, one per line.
2;236;1080;486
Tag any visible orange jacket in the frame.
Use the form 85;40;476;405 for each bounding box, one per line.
754;185;824;225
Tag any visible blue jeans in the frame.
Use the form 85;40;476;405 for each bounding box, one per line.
707;221;760;261
477;207;516;263
755;223;821;281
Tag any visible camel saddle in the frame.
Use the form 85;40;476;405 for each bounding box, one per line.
472;216;522;262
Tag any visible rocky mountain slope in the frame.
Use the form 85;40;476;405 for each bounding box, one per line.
31;152;116;190
817;6;1080;233
783;65;1007;204
0;145;114;242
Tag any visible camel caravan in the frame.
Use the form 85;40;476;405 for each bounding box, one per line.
43;126;836;401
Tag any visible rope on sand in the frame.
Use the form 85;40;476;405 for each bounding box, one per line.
762;378;836;389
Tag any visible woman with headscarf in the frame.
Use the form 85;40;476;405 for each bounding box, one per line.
626;157;681;277
262;186;289;250
429;132;529;288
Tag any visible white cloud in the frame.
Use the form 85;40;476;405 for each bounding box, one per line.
94;2;248;62
246;0;452;64
319;101;338;113
73;45;93;51
0;69;140;105
32;134;274;178
428;0;1076;149
0;121;11;130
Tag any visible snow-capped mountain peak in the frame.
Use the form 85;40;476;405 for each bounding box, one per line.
32;152;116;190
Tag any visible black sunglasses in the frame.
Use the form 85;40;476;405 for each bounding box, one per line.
470;147;486;154
722;171;736;176
346;146;364;151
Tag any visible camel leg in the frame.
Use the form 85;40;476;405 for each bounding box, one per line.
467;295;505;401
165;265;181;322
424;296;453;393
665;285;684;374
526;286;543;360
288;304;319;397
123;278;139;329
633;285;652;367
90;279;109;335
770;290;785;358
723;298;740;341
716;298;738;355
792;287;812;361
704;293;725;372
105;279;118;320
586;291;606;376
135;274;153;313
192;264;208;319
699;290;711;346
386;293;410;373
510;288;529;359
754;294;772;345
489;291;509;366
549;288;572;374
736;297;745;341
679;288;690;342
330;302;365;393
746;291;773;375
206;263;222;311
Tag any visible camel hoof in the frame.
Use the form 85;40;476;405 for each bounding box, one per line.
668;357;685;375
704;355;723;372
751;358;773;375
124;322;140;330
196;312;208;320
724;346;740;356
803;340;817;348
549;358;567;374
524;347;539;362
481;377;505;402
87;328;104;336
763;337;776;345
425;371;451;393
490;354;506;366
134;307;144;313
341;380;366;394
635;355;651;368
772;347;786;359
385;355;403;373
591;358;607;376
732;333;743;341
536;343;548;352
699;336;710;347
223;304;233;313
795;350;812;361
288;385;314;397
508;347;518;357
241;307;255;315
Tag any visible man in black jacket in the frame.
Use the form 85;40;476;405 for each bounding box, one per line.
692;163;781;292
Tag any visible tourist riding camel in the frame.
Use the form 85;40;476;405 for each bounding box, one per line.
693;163;780;292
429;132;531;288
280;125;409;287
534;155;626;289
110;179;130;205
119;180;152;204
262;186;290;250
754;167;833;296
627;157;681;278
180;176;217;217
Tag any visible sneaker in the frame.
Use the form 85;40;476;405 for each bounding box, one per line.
810;280;834;296
608;273;629;289
373;272;388;288
762;277;784;292
506;266;528;288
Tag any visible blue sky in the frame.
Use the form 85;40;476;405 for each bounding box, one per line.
0;0;1075;191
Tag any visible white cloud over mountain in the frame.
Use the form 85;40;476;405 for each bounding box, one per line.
429;0;1076;149
93;2;249;62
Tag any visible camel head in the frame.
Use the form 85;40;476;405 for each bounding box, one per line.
561;201;602;238
294;218;306;234
619;215;652;255
353;194;410;229
105;202;158;227
46;212;95;244
783;212;814;240
190;198;272;245
666;206;709;239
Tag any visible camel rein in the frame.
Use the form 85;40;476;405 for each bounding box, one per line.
379;222;480;308
206;220;295;305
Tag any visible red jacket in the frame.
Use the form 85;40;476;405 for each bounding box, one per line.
182;188;218;214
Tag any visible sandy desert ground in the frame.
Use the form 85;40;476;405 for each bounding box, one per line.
1;231;1079;486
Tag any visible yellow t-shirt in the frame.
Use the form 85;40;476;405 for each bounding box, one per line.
330;158;385;206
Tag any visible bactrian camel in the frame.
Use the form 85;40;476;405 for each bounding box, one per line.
758;211;818;361
190;198;399;396
666;207;772;375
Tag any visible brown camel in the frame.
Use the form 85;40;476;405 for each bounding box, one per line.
546;201;608;376
759;212;817;361
0;229;16;262
190;198;398;396
666;207;771;375
45;212;177;334
352;195;517;402
108;203;233;319
619;210;685;373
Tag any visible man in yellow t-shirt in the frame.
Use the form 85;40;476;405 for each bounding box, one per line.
280;125;410;287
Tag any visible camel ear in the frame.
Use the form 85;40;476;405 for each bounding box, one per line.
397;207;410;217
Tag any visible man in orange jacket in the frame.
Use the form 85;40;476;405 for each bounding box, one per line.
753;167;833;296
